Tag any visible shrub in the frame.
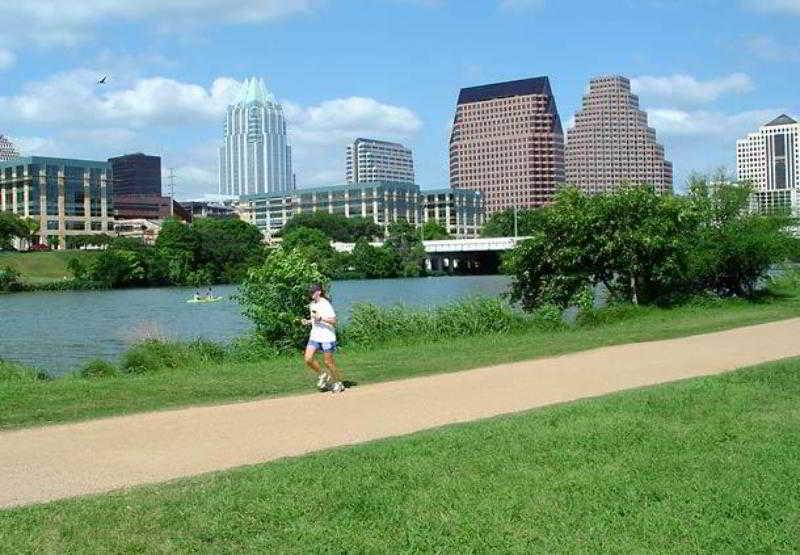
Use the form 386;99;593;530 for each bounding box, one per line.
78;359;118;379
188;338;228;364
0;359;49;382
236;247;329;351
226;333;282;363
120;340;194;374
0;265;24;292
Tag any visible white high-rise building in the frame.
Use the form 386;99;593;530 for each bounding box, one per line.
219;77;295;196
737;114;799;214
346;138;414;184
0;135;19;161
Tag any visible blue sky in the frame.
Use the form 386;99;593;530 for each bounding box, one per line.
0;0;798;199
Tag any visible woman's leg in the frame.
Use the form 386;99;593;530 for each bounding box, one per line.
304;344;323;375
323;351;342;383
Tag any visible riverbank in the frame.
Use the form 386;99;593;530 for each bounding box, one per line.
3;273;800;430
0;250;99;286
2;355;799;550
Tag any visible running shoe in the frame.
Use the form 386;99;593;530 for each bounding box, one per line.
331;382;345;393
317;372;329;390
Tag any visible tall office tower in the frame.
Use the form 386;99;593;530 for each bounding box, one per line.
109;153;161;196
0;135;19;161
346;138;415;183
449;76;565;215
219;77;295;196
737;114;800;214
566;75;673;195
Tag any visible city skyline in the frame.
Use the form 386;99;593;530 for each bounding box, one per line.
0;1;797;200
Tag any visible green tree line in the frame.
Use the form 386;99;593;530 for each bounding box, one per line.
503;177;800;310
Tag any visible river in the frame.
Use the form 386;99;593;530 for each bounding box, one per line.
0;275;511;376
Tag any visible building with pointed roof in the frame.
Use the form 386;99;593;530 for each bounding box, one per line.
0;135;19;161
737;114;800;214
566;75;673;195
449;76;565;215
219;77;295;196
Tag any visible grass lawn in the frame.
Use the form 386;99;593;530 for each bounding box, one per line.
0;250;97;284
2;357;799;551
2;280;800;430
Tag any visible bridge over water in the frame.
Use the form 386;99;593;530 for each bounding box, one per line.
332;237;530;274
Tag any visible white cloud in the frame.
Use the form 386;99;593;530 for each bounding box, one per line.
742;0;800;15
285;97;422;145
0;70;241;128
0;49;15;70
499;0;545;11
743;35;800;61
9;136;66;157
630;73;754;104
0;0;317;47
648;108;781;137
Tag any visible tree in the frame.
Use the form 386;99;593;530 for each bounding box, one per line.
686;175;800;297
0;212;29;250
0;266;23;291
155;217;264;284
385;219;425;277
505;185;697;310
421;220;451;241
281;212;381;242
480;208;546;237
281;226;340;278
351;238;398;278
191;218;265;283
236;247;329;351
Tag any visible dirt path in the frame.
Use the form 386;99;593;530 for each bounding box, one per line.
3;318;800;509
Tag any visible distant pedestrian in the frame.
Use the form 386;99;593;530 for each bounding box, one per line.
302;284;344;393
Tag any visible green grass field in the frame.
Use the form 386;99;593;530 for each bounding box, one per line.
0;250;97;284
2;357;798;551
3;280;800;430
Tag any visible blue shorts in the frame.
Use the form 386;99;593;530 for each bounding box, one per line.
307;340;337;353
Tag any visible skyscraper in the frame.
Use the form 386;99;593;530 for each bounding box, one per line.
566;75;672;195
109;153;161;196
449;77;565;215
0;135;19;161
219;77;295;197
346;138;414;184
737;114;799;214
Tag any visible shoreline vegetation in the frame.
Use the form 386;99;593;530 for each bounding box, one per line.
0;212;464;294
2;269;800;430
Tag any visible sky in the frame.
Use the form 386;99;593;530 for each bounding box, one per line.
0;0;798;200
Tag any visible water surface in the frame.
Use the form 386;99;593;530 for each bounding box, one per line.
0;275;510;376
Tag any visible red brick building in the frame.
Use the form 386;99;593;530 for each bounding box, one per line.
449;77;565;215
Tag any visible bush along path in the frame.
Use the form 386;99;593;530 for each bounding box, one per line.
2;317;800;509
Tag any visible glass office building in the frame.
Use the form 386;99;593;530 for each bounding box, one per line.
0;157;113;248
219;77;295;196
242;181;483;238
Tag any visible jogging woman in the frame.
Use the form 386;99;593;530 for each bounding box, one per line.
302;284;345;393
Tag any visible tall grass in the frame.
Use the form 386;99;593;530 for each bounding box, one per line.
341;297;532;346
0;359;49;382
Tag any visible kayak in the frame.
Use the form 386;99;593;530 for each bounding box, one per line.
186;297;224;304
